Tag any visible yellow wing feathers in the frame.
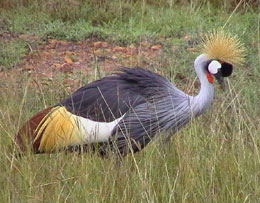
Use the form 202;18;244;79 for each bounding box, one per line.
202;30;245;65
34;106;83;152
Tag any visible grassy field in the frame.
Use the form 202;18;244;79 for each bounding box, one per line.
0;0;260;202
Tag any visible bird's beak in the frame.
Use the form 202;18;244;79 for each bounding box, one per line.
214;71;225;91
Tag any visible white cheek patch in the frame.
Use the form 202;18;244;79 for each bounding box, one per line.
208;60;221;74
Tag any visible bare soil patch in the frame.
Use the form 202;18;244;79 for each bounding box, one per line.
0;35;164;92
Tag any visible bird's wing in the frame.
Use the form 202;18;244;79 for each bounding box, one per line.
59;70;145;122
59;67;184;123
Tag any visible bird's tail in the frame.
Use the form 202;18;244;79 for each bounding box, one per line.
15;106;83;153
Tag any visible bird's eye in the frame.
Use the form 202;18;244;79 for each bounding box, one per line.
221;62;233;77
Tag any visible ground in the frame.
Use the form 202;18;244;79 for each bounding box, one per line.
0;33;174;91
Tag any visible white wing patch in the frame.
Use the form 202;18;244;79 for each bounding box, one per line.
76;114;125;143
208;60;221;74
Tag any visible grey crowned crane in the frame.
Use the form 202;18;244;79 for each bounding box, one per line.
15;31;245;156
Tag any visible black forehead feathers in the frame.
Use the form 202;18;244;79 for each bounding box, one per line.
221;62;233;77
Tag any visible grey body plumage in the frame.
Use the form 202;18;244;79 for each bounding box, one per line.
61;54;216;155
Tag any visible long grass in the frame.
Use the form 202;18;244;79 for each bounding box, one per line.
0;1;260;202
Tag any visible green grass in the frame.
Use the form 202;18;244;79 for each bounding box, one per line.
0;0;260;202
0;39;29;69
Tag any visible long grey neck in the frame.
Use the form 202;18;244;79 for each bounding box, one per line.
190;74;214;117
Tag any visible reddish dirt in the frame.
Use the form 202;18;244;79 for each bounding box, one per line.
0;35;166;91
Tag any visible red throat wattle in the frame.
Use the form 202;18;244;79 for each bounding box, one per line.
206;72;214;83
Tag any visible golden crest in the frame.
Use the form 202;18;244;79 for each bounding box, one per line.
202;30;245;65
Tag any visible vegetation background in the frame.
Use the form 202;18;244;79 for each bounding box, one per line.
0;0;259;202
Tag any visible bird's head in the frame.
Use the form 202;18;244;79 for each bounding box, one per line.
194;30;245;90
